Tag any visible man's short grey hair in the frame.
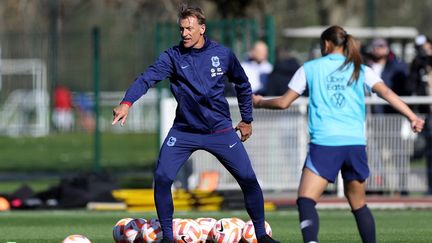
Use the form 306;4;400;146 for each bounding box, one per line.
177;4;206;25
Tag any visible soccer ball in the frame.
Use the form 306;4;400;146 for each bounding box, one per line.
113;218;133;243
211;218;242;243
242;220;272;243
173;218;202;242
124;218;147;243
142;218;163;242
62;234;91;243
227;217;246;229
172;218;182;231
195;217;217;242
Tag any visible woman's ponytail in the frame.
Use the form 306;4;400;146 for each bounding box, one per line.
344;34;362;85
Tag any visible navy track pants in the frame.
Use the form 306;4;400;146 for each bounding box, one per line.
153;128;266;239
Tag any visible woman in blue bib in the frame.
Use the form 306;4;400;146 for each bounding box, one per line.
253;25;425;243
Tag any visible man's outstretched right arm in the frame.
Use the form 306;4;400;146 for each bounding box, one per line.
112;51;173;126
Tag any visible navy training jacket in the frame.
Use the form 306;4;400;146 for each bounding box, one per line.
121;36;253;133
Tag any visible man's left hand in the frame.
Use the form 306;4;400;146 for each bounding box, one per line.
235;121;252;142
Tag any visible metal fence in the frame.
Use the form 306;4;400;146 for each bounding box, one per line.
95;90;159;134
0;88;159;136
0;82;430;193
161;96;432;193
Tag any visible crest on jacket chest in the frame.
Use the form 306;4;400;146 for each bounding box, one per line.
210;56;224;78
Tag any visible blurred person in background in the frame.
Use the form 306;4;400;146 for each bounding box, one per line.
264;47;300;96
253;25;425;243
74;92;95;133
409;35;432;113
241;40;273;95
52;85;74;132
112;4;279;243
368;38;409;113
368;38;411;195
409;34;432;195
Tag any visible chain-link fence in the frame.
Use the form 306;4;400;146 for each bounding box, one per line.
161;96;432;193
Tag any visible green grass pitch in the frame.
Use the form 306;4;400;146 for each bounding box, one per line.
1;209;431;242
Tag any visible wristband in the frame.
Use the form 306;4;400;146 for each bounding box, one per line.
120;101;132;107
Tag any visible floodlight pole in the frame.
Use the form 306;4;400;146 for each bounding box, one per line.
92;27;101;172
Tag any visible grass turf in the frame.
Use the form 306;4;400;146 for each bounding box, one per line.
0;132;158;171
0;209;431;242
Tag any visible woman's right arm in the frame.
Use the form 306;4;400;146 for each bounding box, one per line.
253;89;301;110
253;66;305;110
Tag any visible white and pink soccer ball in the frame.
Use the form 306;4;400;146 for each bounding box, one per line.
242;220;272;243
211;218;242;243
173;218;202;242
113;217;134;243
62;234;91;243
196;217;217;242
123;218;147;243
172;218;182;231
142;218;163;242
226;217;246;229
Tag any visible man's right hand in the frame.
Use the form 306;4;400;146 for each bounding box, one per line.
112;103;131;126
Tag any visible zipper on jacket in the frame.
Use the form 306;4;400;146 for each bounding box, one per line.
190;53;212;132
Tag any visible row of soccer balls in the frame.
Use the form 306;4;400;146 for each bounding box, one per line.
114;217;273;243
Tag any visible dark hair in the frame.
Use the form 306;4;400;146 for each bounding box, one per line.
177;4;206;25
320;25;362;85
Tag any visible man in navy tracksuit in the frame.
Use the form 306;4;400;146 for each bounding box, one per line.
112;5;279;243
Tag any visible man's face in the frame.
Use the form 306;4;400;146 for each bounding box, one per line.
251;42;268;63
423;42;432;56
179;16;205;49
372;45;389;60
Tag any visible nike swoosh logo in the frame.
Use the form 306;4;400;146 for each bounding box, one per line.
181;65;189;69
229;142;237;148
218;220;224;232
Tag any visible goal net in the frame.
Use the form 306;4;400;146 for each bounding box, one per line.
0;58;49;136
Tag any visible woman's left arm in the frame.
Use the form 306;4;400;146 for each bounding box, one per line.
372;82;425;133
